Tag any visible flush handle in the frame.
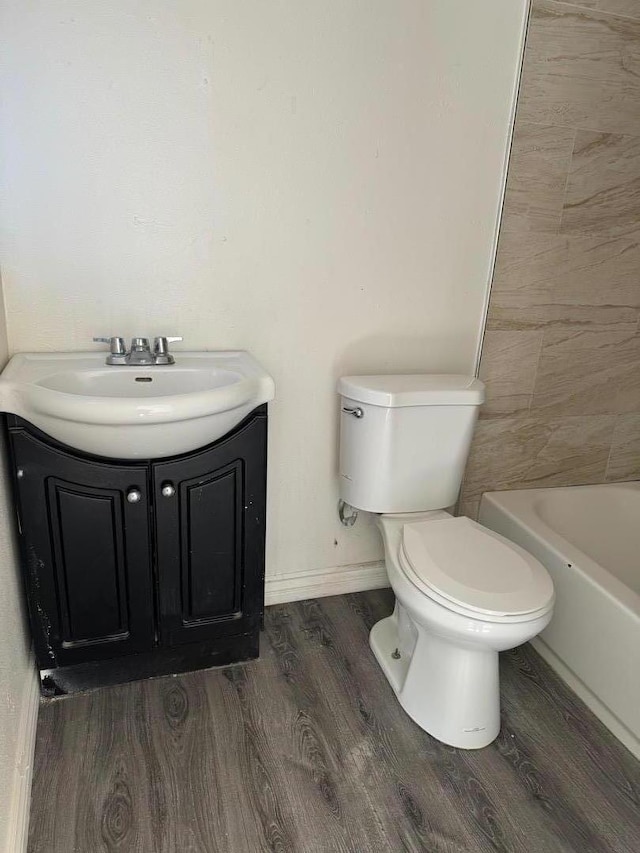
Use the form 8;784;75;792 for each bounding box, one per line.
342;406;364;419
161;482;176;498
126;488;142;504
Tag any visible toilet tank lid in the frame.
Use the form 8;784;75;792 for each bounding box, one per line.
338;374;485;407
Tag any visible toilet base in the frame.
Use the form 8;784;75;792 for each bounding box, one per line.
370;610;500;749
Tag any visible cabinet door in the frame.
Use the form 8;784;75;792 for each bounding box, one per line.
10;431;155;668
153;411;267;646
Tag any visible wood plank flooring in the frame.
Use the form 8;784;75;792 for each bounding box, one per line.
28;590;640;853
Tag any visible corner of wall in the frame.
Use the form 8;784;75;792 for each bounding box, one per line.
0;267;39;852
0;268;9;363
472;0;532;377
4;665;39;853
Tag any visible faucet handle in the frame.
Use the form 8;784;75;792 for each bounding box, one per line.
93;336;126;355
153;336;183;355
153;336;182;365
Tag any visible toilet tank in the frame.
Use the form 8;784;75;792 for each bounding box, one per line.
338;375;485;514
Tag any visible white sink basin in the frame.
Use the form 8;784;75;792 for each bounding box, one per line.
0;351;275;459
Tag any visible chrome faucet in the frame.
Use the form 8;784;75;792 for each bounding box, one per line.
127;337;154;365
93;336;183;366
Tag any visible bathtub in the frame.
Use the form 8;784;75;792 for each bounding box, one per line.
478;483;640;759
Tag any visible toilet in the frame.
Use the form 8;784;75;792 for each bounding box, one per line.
338;374;554;749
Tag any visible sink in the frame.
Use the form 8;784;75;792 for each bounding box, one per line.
0;351;275;459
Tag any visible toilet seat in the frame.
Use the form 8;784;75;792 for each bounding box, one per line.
398;516;554;623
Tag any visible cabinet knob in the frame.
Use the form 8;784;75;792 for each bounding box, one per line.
161;482;176;498
127;488;142;504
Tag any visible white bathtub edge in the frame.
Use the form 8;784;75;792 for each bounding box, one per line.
480;486;640;758
531;636;640;761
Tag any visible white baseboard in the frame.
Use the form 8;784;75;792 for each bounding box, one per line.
265;560;389;606
6;665;39;853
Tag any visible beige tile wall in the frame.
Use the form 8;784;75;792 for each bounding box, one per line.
459;0;640;520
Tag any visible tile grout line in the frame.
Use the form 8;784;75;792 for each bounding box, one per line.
527;329;547;416
556;127;579;237
517;119;640;142
541;0;640;24
603;412;620;481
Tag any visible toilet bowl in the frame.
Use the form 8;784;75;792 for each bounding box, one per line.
337;373;555;749
370;511;554;749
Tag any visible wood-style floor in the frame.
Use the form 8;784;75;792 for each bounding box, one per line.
28;590;640;853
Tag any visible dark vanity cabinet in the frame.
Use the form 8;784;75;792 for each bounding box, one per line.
152;425;266;647
9;432;155;667
5;406;267;694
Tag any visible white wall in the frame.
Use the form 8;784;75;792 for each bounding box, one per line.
1;0;528;594
0;272;38;851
